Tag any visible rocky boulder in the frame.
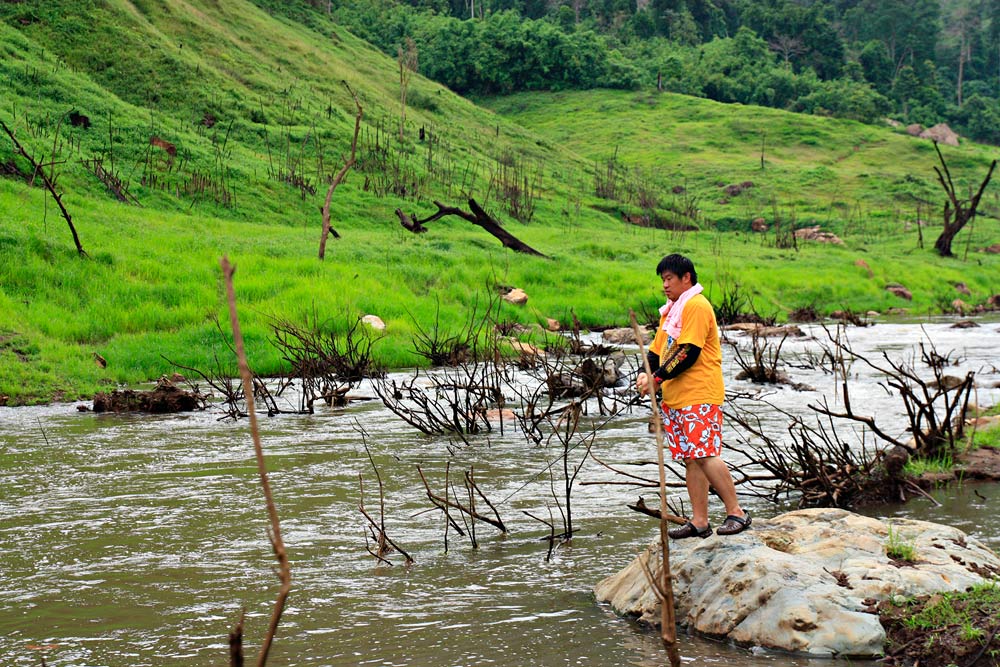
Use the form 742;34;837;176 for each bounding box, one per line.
602;326;649;345
594;509;1000;658
919;123;960;146
502;288;528;305
886;284;913;300
723;323;805;337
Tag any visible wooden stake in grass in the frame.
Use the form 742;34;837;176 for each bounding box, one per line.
630;310;681;667
318;81;362;259
221;256;291;667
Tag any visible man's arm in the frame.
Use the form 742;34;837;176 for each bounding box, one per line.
652;343;702;382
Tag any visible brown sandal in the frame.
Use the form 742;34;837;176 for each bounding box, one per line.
668;521;712;539
716;511;752;536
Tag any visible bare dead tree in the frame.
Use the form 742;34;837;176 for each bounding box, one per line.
395;198;548;257
725;398;908;508
220;256;291;667
1;118;87;256
932;141;997;257
269;312;383;412
728;329;792;384
318;81;362;259
808;326;975;460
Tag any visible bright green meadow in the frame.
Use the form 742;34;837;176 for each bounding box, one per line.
1;0;999;404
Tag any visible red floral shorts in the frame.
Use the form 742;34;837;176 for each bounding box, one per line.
660;403;723;461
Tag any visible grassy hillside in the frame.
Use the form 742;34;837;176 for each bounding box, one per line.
1;1;998;405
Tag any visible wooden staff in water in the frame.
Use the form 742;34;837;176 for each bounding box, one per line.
630;310;681;667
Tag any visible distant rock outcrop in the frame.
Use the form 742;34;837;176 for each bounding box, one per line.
919;123;960;146
595;509;1000;658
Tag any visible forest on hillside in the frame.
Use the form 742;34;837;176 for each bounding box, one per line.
255;0;1000;144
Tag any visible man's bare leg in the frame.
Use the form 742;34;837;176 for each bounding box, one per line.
690;455;745;518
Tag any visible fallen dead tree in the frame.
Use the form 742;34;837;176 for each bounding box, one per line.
395;198;548;257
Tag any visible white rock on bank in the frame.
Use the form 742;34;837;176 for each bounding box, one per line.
594;508;1000;658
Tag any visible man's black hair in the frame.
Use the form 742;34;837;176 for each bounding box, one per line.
655;253;697;284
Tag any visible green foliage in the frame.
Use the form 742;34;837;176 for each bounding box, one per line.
885;523;918;562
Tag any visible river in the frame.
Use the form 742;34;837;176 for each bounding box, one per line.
1;320;998;667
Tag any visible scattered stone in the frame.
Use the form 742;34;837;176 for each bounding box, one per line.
751;217;768;232
951;320;979;329
93;352;107;368
671;185;686;194
92;378;207;414
76;404;89;412
0;394;7;406
887;307;909;315
854;259;873;277
602;327;648;345
724;323;805;337
953;282;971;296
793;226;843;244
506;338;542;358
723;183;745;196
502;288;528;306
594;509;1000;658
361;314;386;331
545;318;561;332
919;123;960;146
548;354;624;397
168;372;185;383
905;123;924;137
886;284;913;301
985;244;1000;254
866;311;880;318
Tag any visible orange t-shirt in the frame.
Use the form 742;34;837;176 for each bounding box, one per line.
648;293;725;409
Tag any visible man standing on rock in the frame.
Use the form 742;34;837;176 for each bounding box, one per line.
636;254;751;538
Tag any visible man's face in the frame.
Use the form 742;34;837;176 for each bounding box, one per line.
660;270;690;301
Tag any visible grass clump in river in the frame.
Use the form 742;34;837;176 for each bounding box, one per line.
879;582;1000;667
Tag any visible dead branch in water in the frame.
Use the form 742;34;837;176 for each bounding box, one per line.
220;256;291;667
417;465;507;544
357;423;414;565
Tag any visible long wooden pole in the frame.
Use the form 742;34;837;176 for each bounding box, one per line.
630;310;680;666
221;257;291;667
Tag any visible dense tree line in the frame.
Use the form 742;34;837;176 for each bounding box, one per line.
256;0;1000;143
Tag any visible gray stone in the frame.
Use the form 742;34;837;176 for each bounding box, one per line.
594;509;1000;658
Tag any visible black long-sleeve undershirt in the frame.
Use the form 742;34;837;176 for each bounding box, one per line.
647;343;702;383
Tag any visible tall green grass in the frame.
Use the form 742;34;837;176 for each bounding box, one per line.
1;1;999;404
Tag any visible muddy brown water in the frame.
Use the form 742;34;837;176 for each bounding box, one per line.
1;321;999;666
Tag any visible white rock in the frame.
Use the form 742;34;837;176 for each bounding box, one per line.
361;314;386;331
594;508;1000;658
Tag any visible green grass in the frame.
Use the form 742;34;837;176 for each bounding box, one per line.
2;1;1000;404
899;582;1000;633
972;425;1000;449
903;453;955;477
885;523;918;563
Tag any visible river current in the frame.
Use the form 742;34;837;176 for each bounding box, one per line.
1;320;998;666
